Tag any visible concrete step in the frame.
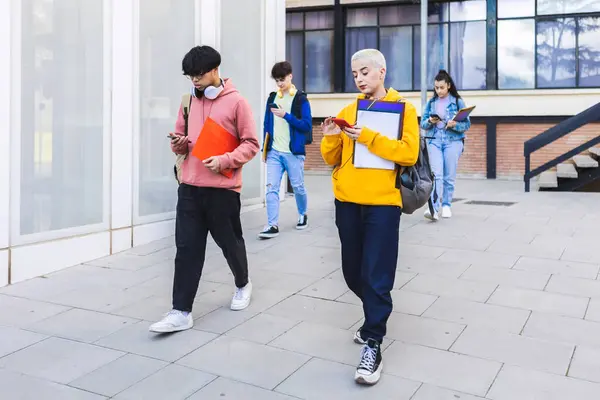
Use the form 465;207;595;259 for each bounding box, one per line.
573;155;599;168
589;147;600;159
538;170;558;189
557;163;578;179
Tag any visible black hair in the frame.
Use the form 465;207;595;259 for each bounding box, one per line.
433;69;461;99
271;61;293;79
182;45;221;77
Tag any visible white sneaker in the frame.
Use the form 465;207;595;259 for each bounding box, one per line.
424;208;439;221
149;310;193;333
442;206;452;218
230;280;252;311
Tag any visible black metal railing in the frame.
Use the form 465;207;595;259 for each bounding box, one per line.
524;102;600;192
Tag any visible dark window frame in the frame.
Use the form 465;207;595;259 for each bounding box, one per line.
286;0;600;93
286;8;335;94
497;1;600;90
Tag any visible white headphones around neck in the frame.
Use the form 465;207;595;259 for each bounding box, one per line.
192;79;224;100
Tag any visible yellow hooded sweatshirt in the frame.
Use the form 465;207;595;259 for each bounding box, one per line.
320;88;420;208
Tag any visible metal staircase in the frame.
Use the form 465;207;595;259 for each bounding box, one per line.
524;102;600;192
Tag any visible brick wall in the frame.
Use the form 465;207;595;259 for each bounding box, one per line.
306;118;333;173
458;123;487;177
497;123;600;177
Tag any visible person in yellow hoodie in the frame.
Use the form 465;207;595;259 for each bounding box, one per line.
320;49;419;386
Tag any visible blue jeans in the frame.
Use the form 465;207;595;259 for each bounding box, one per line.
266;149;307;227
427;136;464;212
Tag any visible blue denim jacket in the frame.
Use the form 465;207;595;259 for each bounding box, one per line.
420;95;471;140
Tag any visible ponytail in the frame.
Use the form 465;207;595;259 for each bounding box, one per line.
433;69;461;100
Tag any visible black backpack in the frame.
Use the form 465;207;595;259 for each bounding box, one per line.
394;99;435;215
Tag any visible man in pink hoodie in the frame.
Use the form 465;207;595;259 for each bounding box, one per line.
150;46;259;333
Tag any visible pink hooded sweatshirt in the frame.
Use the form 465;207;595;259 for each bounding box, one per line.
172;78;259;192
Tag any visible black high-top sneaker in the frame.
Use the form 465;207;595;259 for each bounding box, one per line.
355;338;382;385
258;226;279;239
296;214;308;230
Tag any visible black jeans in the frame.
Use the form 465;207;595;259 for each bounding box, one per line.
335;200;401;343
172;184;249;312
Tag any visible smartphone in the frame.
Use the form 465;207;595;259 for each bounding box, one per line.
167;133;179;140
430;114;441;120
268;103;280;109
331;118;354;129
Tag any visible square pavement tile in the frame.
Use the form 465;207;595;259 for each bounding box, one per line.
487;365;600;400
26;308;138;343
112;295;220;322
269;321;392;366
0;294;70;327
0;369;106;400
568;346;600;383
275;358;421;400
299;277;350;300
450;326;574;375
0;337;124;384
398;258;471;278
265;295;363;329
523;312;600;348
512;257;599;279
437;248;518;269
112;364;215;400
487;286;589;318
226;313;299;344
384;341;501;396
70;354;168;397
385;312;465;350
460;264;551;290
95;321;217;362
402;275;497;302
412;384;486;400
189;377;297;400
0;326;47;358
177;336;310;390
423;297;530;334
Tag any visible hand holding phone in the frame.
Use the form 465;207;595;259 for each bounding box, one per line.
331;118;354;129
268;103;280;109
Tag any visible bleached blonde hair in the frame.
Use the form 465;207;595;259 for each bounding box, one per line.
351;49;387;70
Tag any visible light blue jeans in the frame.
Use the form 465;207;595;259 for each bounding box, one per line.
427;135;464;212
266;149;307;227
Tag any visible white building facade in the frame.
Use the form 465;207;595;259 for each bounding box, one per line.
0;0;286;287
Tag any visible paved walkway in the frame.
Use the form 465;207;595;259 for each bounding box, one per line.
2;176;600;399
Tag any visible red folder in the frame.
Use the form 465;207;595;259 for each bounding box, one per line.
191;117;240;178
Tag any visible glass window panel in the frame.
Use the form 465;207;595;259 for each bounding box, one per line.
380;27;413;91
413;24;449;90
20;0;104;235
498;19;535;88
305;11;334;30
428;3;449;23
537;0;600;15
344;27;378;91
379;5;419;26
287;12;304;30
286;32;305;91
578;17;600;87
139;0;195;217
449;1;487;22
449;21;487;89
305;31;334;92
498;0;535;18
346;8;378;27
537;18;576;88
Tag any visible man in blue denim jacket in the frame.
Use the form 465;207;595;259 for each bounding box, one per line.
420;70;471;221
